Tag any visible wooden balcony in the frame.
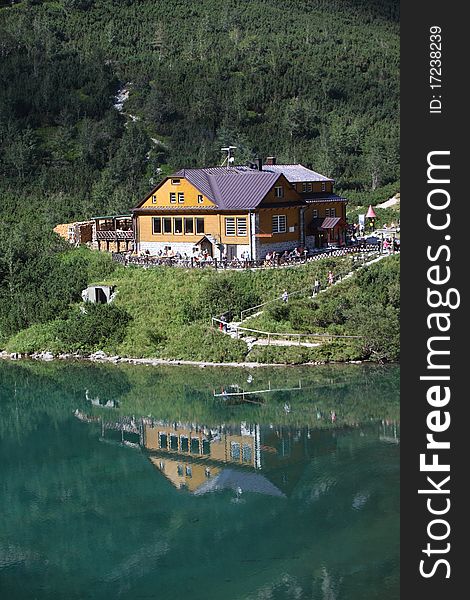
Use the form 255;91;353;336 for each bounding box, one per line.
96;230;134;241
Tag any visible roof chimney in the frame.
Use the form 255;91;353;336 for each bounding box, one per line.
255;157;263;171
266;156;276;165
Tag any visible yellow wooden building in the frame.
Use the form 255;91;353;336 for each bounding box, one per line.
132;158;348;260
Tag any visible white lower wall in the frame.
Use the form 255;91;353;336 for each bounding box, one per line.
138;241;200;256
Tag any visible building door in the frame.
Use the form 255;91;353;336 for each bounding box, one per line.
226;245;237;260
199;238;213;257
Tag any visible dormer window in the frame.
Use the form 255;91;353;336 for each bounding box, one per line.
321;182;326;192
274;186;284;198
151;195;157;204
197;194;203;204
171;178;181;185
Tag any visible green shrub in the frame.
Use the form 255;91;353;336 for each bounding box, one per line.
5;321;63;354
162;324;248;363
56;304;132;353
266;301;290;322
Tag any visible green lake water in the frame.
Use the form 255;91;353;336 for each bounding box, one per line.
0;361;399;600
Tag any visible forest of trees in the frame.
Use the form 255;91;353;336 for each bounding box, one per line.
0;0;399;348
1;0;399;220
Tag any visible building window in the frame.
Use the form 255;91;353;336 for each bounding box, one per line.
184;218;194;234
159;432;168;448
185;465;192;477
163;218;172;234
272;214;287;234
242;444;253;463
170;435;178;450
230;442;241;460
195;218;205;234
169;192;176;203
302;182;307;193
274;186;284;198
174;218;183;234
180;436;189;452
178;192;184;203
225;217;236;236
171;178;180;185
325;208;330;217
330;207;336;217
152;217;162;234
236;218;247;236
321;182;326;192
151;195;157;204
312;209;318;218
197;194;203;204
307;182;312;192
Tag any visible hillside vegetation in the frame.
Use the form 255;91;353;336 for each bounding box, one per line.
0;0;399;360
1;0;399;225
4;254;400;364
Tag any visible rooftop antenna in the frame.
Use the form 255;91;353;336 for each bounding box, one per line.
221;146;237;168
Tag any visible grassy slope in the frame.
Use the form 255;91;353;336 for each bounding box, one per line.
6;253;399;363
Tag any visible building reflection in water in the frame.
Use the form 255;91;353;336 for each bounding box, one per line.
74;410;399;499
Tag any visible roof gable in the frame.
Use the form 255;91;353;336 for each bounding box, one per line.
170;167;297;210
134;165;309;212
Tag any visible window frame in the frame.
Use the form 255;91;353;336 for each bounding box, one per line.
177;192;184;204
171;178;181;185
163;217;172;234
236;217;247;236
321;182;326;192
169;192;176;204
184;217;194;235
152;217;162;235
173;217;183;235
272;214;287;234
197;194;203;204
274;186;284;198
225;217;236;237
195;218;204;234
312;209;318;218
230;441;241;460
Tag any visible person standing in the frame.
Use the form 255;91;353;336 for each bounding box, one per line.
282;289;289;303
327;270;334;286
313;278;320;297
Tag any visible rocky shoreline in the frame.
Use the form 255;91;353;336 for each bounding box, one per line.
0;349;362;368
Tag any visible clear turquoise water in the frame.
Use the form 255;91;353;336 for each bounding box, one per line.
0;361;399;599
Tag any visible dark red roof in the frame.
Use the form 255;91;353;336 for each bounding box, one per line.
308;217;344;232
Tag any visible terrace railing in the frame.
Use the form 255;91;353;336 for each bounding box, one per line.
96;230;134;241
112;243;384;270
